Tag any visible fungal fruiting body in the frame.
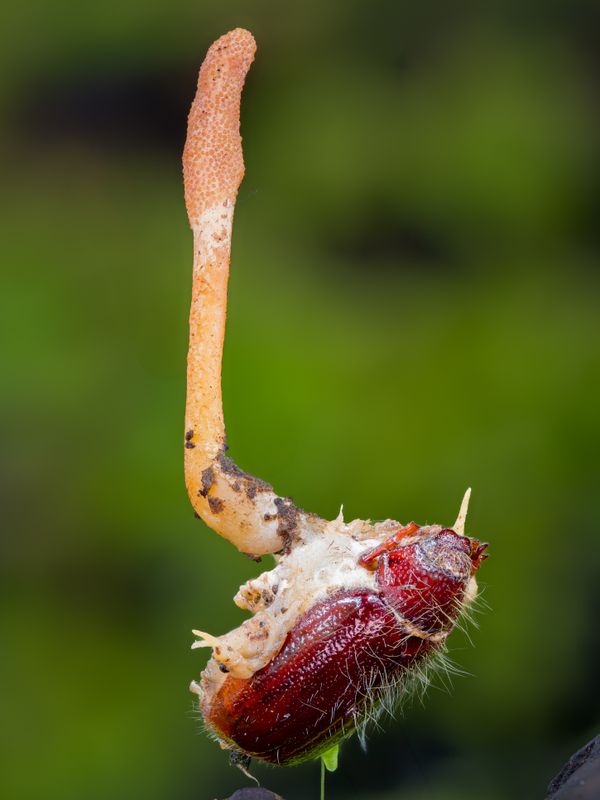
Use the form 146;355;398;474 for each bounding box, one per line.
183;29;488;768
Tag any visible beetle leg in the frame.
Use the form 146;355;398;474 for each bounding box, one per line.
358;522;420;569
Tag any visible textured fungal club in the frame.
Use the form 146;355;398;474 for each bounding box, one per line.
183;28;488;768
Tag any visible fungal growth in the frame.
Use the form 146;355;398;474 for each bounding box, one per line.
184;28;487;768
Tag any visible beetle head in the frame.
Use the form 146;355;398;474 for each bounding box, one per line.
373;527;488;633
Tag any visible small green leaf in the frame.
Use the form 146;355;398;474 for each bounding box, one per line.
321;744;339;773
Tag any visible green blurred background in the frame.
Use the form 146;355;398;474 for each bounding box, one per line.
2;1;599;798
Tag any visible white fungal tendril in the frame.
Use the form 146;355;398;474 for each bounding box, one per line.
453;487;472;537
191;630;222;651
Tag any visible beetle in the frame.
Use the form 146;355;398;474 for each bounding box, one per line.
196;524;487;765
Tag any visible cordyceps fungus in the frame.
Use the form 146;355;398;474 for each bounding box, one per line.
183;27;488;789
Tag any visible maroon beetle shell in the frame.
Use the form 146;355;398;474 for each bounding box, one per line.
202;527;487;765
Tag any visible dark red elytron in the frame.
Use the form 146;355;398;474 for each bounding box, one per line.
204;526;488;765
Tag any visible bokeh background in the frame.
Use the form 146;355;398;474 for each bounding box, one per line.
2;1;600;799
